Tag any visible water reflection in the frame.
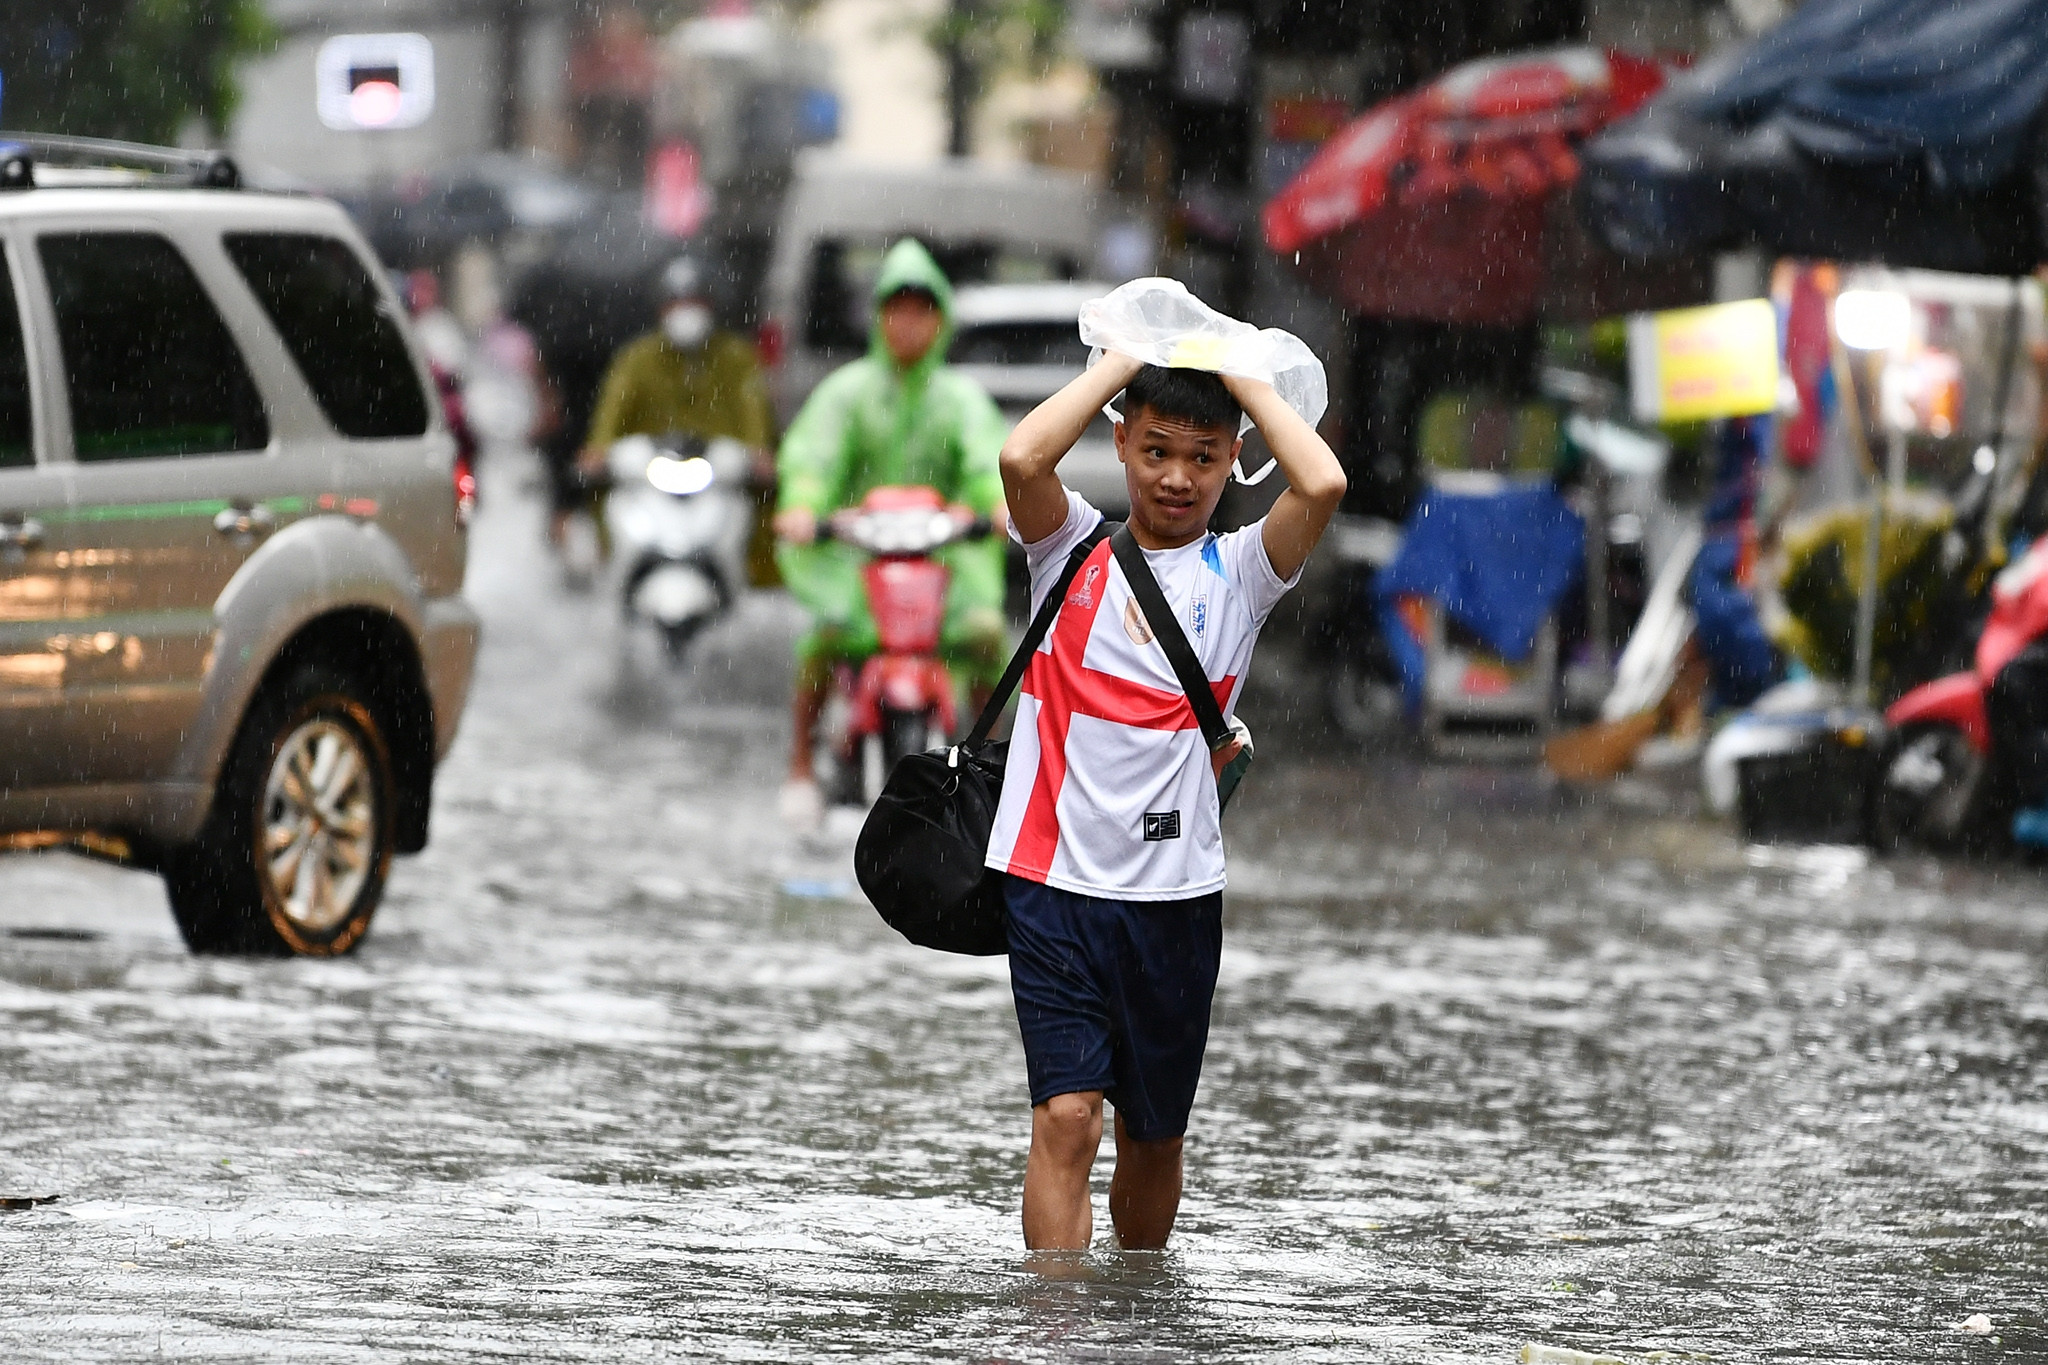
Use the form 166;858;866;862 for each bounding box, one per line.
2;465;2042;1360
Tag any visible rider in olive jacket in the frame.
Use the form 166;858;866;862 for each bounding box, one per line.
773;239;1008;821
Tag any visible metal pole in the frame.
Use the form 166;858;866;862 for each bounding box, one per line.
1586;462;1611;675
497;0;525;151
945;0;972;158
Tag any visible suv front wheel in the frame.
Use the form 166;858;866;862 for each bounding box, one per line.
164;665;397;955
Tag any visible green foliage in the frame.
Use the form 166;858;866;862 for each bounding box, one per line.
0;0;275;144
925;0;1069;101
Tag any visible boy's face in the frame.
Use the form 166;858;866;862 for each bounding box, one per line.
879;292;943;368
1115;403;1242;544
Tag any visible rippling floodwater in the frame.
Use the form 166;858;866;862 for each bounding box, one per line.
4;460;2045;1362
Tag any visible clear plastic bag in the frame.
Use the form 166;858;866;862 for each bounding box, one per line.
1078;277;1328;483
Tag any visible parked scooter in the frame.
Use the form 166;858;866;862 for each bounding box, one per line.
1314;512;1408;742
1870;534;2048;849
816;485;993;803
605;432;754;661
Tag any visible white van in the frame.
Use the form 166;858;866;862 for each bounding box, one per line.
759;153;1098;428
948;280;1127;513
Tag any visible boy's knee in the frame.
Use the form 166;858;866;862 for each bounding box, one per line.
793;650;835;693
1033;1092;1103;1159
793;627;835;675
946;609;1006;658
1120;1133;1182;1168
953;602;1004;639
942;612;1007;689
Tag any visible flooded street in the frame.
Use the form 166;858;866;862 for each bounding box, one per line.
4;457;2046;1363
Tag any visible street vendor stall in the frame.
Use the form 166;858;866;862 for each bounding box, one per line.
1773;269;2045;703
1264;47;1715;750
1557;0;2048;841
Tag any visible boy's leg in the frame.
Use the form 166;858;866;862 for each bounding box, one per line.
1096;891;1223;1250
1108;1112;1183;1250
1007;876;1119;1251
787;655;831;782
1023;1090;1103;1250
775;540;876;784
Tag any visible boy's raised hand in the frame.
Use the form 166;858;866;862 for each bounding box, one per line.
1219;372;1347;582
1001;350;1145;545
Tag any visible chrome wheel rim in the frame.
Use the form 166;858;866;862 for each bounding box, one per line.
261;718;376;933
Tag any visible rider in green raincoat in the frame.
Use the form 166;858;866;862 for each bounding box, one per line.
774;240;1009;809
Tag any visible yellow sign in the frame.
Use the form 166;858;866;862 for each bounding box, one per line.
1627;298;1780;424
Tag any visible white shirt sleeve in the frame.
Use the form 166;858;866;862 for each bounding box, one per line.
1015;489;1104;612
1215;518;1304;628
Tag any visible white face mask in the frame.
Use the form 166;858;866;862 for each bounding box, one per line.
663;304;712;350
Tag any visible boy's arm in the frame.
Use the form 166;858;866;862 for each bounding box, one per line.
1001;350;1143;543
580;346;641;459
733;344;776;452
1221;374;1347;581
772;372;855;544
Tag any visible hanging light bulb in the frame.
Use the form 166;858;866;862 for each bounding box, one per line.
1834;290;1911;351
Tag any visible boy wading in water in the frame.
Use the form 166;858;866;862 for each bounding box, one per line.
993;350;1345;1250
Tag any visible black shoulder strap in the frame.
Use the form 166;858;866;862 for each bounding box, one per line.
962;520;1118;747
1112;526;1234;752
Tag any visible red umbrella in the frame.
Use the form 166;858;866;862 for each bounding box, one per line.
1264;47;1701;326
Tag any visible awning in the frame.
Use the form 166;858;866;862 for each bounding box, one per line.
1579;0;2048;272
1264;47;1707;325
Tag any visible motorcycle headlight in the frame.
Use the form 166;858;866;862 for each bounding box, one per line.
647;454;715;496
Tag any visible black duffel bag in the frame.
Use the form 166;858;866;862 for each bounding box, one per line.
854;523;1115;954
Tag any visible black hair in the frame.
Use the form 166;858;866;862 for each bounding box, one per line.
880;284;941;308
1119;364;1241;432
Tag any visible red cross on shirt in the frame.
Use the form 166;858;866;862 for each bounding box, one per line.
1010;539;1235;877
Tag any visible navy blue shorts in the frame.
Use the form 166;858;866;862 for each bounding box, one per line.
1004;874;1223;1142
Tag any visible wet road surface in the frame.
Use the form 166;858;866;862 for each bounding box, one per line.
4;454;2046;1362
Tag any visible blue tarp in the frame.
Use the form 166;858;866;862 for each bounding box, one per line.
1377;482;1584;709
1580;0;2048;270
1689;534;1782;709
1695;0;2048;190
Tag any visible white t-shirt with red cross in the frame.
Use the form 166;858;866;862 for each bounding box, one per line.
985;490;1302;901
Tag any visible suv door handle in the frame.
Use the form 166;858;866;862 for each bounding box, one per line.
212;501;276;539
0;513;43;553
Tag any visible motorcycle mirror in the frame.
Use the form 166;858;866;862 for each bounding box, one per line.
609;434;658;481
705;437;749;484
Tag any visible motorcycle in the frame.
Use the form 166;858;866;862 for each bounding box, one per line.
605;432;753;661
816;485;993;804
1314;512;1408;743
1869;534;2048;849
1314;502;1649;743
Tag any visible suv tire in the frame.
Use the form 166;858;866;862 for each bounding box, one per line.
163;665;397;956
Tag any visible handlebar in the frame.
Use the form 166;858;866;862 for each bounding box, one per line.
810;509;998;553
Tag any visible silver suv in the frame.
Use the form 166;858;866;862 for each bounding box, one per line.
0;137;479;957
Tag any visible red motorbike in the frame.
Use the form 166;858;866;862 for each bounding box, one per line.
1871;535;2048;848
818;486;992;802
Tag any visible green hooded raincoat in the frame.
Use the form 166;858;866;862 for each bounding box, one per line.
775;240;1009;684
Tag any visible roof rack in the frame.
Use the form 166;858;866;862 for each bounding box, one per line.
0;132;242;191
